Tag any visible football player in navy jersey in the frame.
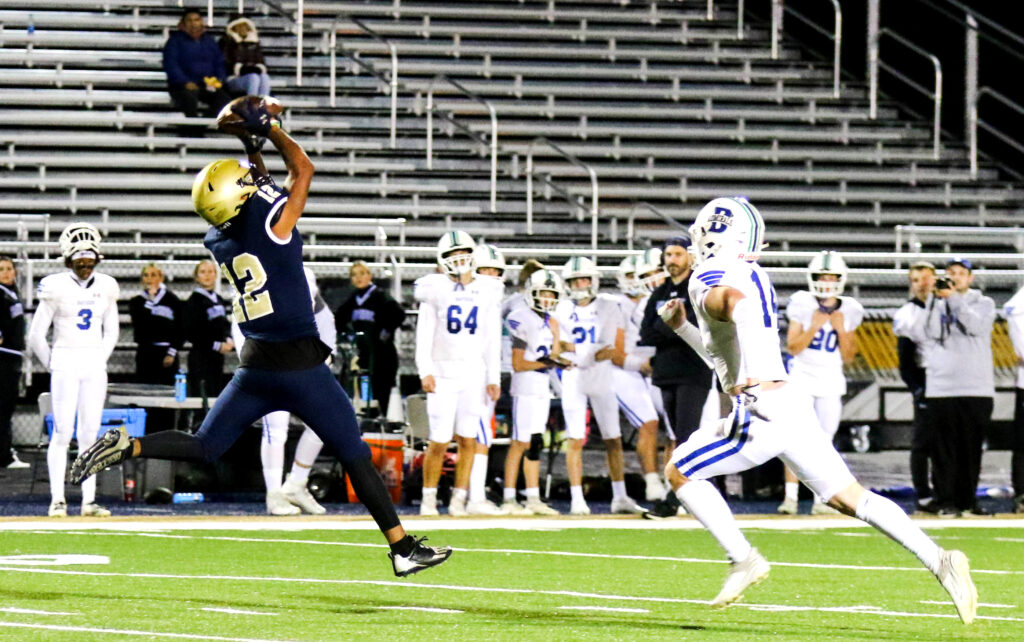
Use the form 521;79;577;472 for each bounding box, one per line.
70;99;451;577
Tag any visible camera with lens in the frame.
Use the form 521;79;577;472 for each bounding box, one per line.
934;276;953;291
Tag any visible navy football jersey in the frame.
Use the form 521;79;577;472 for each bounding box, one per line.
204;177;318;342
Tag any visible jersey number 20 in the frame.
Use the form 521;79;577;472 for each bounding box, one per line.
220;253;274;323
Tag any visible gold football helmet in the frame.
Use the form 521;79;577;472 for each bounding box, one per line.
191;159;258;227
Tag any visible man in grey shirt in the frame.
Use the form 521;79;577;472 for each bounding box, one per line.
913;258;995;516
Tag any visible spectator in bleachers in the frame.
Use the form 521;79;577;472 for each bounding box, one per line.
183;259;233;398
0;257;29;469
219;14;272;97
335;261;405;418
893;261;940;513
1002;283;1024;514
163;8;231;123
912;258;995;517
128;263;183;385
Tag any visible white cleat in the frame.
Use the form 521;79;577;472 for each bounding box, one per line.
610;496;646;515
266;490;301;516
501;500;533;516
777;497;798;515
569;500;591;516
448;496;468;517
467;500;510;515
282;475;327;515
419;499;439;517
645;478;667;502
6;452;30;469
937;549;978;625
48;500;67;518
525;499;560;516
811;501;840;516
711;548;770;609
81;502;111;517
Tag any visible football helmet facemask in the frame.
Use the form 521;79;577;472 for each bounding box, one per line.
527;269;563;314
561;256;600;301
688;196;766;265
616;255;644;296
436;230;476;277
807;250;848;299
474;244;506;279
192;159;258;228
58;222;102;262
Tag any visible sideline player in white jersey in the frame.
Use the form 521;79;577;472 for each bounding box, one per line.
778;250;863;515
415;231;503;516
233;266;332;516
28;223;120;518
557;256;644;515
657;197;977;623
607;256;664;501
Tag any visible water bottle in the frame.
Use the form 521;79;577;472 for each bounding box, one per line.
124;478;136;502
172;492;204;504
27;14;35;36
360;375;371;403
174;369;187;402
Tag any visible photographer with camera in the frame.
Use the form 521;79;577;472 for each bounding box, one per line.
912;258;995;517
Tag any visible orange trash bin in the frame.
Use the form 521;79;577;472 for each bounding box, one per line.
346;433;404;504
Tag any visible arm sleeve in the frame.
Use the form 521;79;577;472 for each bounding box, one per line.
27;299;55;368
896;337;925;392
414;301;437;378
101;288;120;363
946;293;996;336
1007;311;1024;362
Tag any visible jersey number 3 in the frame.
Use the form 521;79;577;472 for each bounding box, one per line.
220;253;274;323
76;309;92;330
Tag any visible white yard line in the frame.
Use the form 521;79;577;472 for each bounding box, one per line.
376;606;463;614
0;607;79;616
199;607;279;616
23;529;1024;576
0;621;291;641
0;565;1021;624
558;606;649;613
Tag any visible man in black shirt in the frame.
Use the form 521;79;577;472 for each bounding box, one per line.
639;235;714;518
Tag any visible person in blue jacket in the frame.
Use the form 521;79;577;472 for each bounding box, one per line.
163;8;231;123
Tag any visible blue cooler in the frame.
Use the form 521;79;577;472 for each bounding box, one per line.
45;408;147;439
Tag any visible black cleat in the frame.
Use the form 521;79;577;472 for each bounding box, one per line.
642;492;682;520
69;427;131;484
390;536;453;577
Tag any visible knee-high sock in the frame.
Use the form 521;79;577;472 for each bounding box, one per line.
676;480;752;563
47;443;67;502
469;453;488;503
261;441;284;493
855;491;941;574
288;427;323;484
80;474;97;505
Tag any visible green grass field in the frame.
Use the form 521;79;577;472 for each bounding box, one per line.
0;519;1021;640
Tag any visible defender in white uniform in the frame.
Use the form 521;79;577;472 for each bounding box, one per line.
610;256;664;501
658;197;977;623
502;269;563;516
415;231;503;516
557;256;644;516
28;223;120;518
236;266;332;516
778;251;863;515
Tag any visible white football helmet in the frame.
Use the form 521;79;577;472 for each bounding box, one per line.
616;256;644;296
807;250;848;299
636;247;666;293
561;256;600;301
527;269;564;314
474;244;506;278
58;222;102;261
688;196;766;265
436;230;476;276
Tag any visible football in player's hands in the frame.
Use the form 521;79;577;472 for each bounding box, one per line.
216;95;284;136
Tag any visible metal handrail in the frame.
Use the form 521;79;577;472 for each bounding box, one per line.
625;202;686;251
782;0;841;98
870;28;942;159
526;137;599;251
969;87;1024;179
210;0;303;85
426;74;498;212
894;223;1024;268
328;16;397;147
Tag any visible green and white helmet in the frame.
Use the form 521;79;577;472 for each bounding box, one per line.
436;230;477;276
561;256;600;301
807;250;848;298
688;197;766;265
473;244;506;278
616;255;644;296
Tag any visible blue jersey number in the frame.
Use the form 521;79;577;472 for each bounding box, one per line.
809;328;839;352
536;345;550;359
446;305;479;334
748;271;777;329
76;309;92;330
572;326;597;343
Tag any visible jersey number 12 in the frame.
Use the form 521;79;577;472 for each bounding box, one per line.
220;253;275;323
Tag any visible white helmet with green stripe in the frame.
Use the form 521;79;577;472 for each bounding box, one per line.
473;243;506;278
436;230;477;276
561;256;600;301
807;250;848;298
688;197;766;264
